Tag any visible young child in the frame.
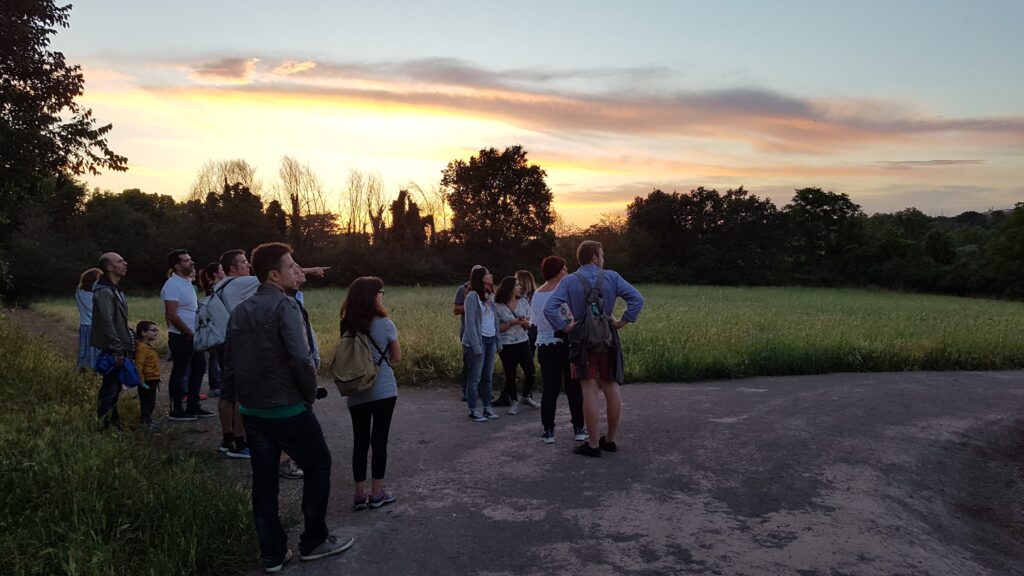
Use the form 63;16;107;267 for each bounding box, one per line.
134;320;162;432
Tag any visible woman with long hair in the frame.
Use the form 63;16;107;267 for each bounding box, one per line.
197;261;226;397
494;275;538;415
198;261;225;296
531;256;585;444
341;276;402;510
462;266;501;422
516;269;540;362
76;267;103;371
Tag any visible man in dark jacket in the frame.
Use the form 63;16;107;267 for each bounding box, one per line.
223;242;352;572
90;252;131;430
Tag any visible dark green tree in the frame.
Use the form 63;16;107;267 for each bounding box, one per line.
783;188;867;284
0;0;127;237
441;145;554;252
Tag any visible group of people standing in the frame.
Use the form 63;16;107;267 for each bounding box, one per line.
78;243;407;572
456;240;644;456
74;237;641;572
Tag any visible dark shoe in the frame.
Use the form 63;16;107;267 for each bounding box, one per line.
353;492;369;511
207;388;221;398
263;549;292;573
369;489;396;508
574;443;602;457
300;534;355;561
186;406;215;418
218;438;233;453
168;409;197;422
491;396;511;407
599;436;617;452
541;429;555;444
573;427;588;442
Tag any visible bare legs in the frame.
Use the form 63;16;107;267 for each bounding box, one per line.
579;378;622;449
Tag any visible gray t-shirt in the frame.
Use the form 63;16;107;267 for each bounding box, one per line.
345;316;399;407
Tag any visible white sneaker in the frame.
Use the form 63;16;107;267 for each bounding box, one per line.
483;409;499;419
522;396;540;408
507;400;520;415
468;411;488;423
573;427;588;442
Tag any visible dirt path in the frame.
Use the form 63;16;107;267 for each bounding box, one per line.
7;307;1024;575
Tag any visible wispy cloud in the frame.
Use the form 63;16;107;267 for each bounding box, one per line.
874;159;985;170
273;60;317;75
159;55;1024;156
188;57;260;84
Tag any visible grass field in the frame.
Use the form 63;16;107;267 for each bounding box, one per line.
0;312;255;575
32;284;1024;384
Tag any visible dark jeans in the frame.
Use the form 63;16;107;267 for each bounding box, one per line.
538;342;583;431
168;332;204;411
498;340;535;402
139;380;159;424
96;368;122;429
348;396;397;482
243;409;333;561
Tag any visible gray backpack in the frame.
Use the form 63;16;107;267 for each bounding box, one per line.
193;277;238;351
574;270;614;354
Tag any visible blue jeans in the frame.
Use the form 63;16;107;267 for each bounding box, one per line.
243;409;333;561
464;336;497;413
168;332;205;412
206;350;222;391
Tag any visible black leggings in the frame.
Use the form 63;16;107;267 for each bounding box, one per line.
538;342;583;430
498;340;535;401
348;396;397;483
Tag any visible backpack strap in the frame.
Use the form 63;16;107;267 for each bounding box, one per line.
366;332;390;368
342;325;391;368
212;276;240;312
574;271;593;294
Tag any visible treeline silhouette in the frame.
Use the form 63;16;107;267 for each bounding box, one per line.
2;175;1022;300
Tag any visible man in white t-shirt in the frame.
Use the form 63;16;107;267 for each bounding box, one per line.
162;249;214;421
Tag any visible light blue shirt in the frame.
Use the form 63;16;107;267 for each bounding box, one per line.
544;264;644;332
76;289;93;326
345;317;399;407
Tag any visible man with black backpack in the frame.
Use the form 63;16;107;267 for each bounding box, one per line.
544;240;644;457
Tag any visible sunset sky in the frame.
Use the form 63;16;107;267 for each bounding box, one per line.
58;1;1024;226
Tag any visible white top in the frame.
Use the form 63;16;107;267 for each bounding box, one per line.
480;299;496;338
495;296;531;346
531;290;572;345
212;275;260;312
160;274;198;334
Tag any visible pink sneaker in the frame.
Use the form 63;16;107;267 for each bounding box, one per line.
353;491;369;511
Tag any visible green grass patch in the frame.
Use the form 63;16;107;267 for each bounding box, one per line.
0;312;256;575
33;284;1024;384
